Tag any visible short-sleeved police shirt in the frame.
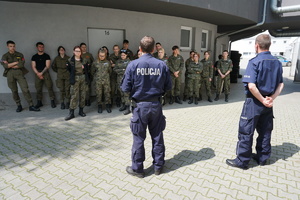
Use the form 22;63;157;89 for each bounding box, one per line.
31;53;50;72
121;53;172;101
242;51;283;96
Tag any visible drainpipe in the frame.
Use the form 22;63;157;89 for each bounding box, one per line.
271;0;300;14
214;0;268;60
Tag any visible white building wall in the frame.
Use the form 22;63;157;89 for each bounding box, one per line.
0;1;218;105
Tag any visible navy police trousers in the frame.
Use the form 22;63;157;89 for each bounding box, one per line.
130;101;166;173
235;97;273;167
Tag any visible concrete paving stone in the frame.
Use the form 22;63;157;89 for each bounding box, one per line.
23;187;45;199
14;181;35;196
159;181;181;194
277;176;297;188
219;185;238;199
135;188;157;199
121;182;142;196
287;184;300;195
0;184;19;198
236;190;257;200
108;186;131;199
177;187;197;199
207;188;228;199
63;187;87;199
258;182;278;196
277;188;300;199
78;192;99;200
224;173;241;185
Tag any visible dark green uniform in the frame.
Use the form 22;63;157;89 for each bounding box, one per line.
184;57;193;98
91;59;112;105
114;58;130;105
1;51;34;106
168;54;184;97
109;53;120;103
200;58;213;99
82;52;94;102
187;61;203;98
216;59;233;95
52;55;70;103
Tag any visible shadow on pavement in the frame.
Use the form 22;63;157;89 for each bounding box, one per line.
269;142;300;165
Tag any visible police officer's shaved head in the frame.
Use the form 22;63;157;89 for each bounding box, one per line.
255;34;271;50
140;36;155;53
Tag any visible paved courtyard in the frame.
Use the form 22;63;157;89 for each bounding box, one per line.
0;64;300;199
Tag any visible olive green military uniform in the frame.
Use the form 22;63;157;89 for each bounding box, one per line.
52;55;70;103
216;59;233;95
109;53;120;103
1;51;34;106
91;59;112;105
114;58;130;105
82;52;94;101
168;54;184;97
187;61;203;98
200;58;213;99
184;57;193;98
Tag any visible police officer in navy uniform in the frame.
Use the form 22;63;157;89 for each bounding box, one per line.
226;34;284;169
121;36;172;178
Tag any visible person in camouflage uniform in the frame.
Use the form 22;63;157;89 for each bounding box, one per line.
1;40;40;112
52;46;70;109
186;52;203;105
168;45;184;104
65;46;90;121
183;50;195;101
109;45;121;107
157;48;169;105
114;49;131;115
80;43;94;106
91;48;112;113
200;51;214;102
215;50;233;102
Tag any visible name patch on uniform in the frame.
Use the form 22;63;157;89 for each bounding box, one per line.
137;68;161;76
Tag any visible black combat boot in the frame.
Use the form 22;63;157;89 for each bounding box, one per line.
119;103;126;111
16;105;23;112
98;105;102;113
65;109;75;121
214;94;219;101
51;100;56;108
208;97;213;102
225;94;229;102
65;102;70;109
188;97;193;104
79;107;86;117
35;100;43;108
61;102;65;109
175;96;182;104
123;105;131;115
194;97;198;105
169;96;174;104
106;104;111;113
29;105;40;111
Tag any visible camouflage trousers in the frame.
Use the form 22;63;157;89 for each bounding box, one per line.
171;76;181;97
35;71;55;101
216;75;230;95
70;74;87;109
199;77;212;98
56;77;70;103
187;78;200;98
7;69;34;106
95;80;111;104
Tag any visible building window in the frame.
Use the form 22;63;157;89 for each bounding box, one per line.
180;26;192;50
201;30;208;51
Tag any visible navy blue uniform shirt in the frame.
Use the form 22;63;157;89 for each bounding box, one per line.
121;53;172;101
242;51;283;96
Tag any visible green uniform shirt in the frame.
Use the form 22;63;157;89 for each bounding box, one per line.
52;55;70;79
1;51;28;77
187;61;203;79
91;59;111;82
200;58;213;79
75;60;84;75
82;52;94;65
168;54;184;74
109;53;120;64
217;59;233;74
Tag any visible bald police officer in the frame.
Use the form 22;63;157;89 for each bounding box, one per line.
1;40;40;112
226;34;284;169
121;36;172;178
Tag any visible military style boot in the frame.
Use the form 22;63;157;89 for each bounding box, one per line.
188;97;193;104
79;107;86;117
98;105;102;113
119;103;126;111
175;96;182;104
65;102;70;109
16;105;23;112
208;97;213;102
51;100;56;108
169;96;174;104
61;102;65;109
214;94;219;101
123;105;131;115
106;104;112;113
225;94;229;102
29;105;40;111
35;100;43;108
85;99;91;106
65;109;75;121
194;97;198;105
